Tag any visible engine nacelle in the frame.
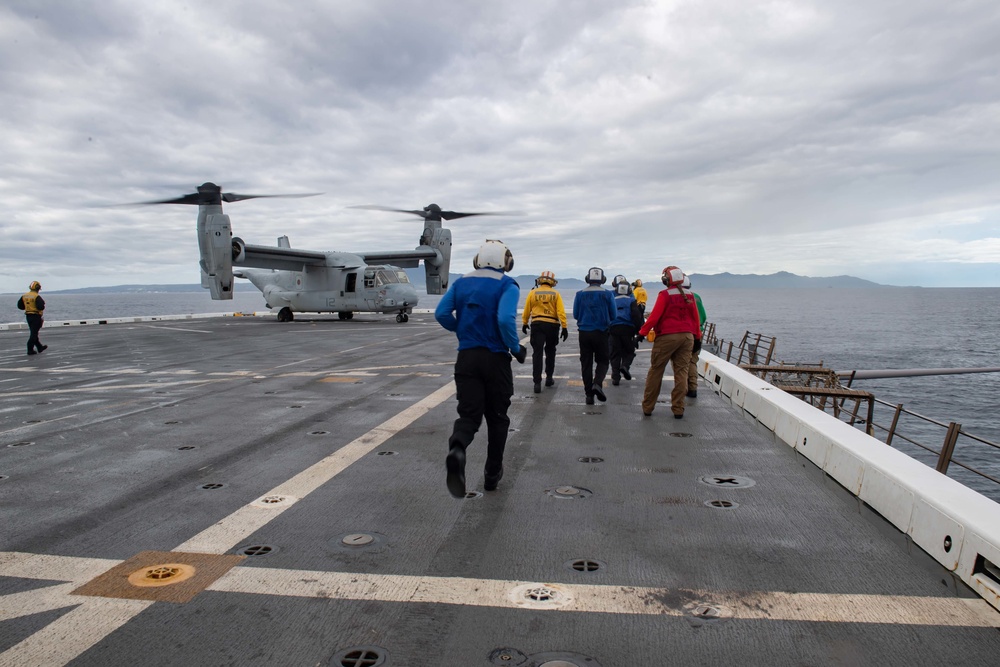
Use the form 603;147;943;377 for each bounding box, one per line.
423;226;452;294
232;237;246;264
199;213;235;300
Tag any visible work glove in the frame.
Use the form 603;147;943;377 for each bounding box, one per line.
693;338;702;353
513;345;527;364
634;335;644;345
560;327;569;342
522;324;529;335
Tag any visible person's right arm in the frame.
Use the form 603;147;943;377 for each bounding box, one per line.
434;283;458;332
638;292;666;337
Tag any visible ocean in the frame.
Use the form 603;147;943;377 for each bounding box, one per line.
3;286;998;500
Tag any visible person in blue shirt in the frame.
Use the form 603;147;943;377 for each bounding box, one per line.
608;278;643;386
572;267;617;405
435;240;527;498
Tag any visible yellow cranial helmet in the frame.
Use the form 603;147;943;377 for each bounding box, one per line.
538;270;557;286
29;281;41;291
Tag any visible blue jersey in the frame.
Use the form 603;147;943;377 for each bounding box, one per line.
572;286;616;332
612;293;638;328
435;268;520;354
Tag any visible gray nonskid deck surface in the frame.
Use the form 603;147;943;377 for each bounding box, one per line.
1;314;999;667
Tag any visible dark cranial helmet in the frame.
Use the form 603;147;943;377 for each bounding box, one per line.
586;267;606;285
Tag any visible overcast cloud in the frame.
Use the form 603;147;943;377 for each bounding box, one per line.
2;0;999;292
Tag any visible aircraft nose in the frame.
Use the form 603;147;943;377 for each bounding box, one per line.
398;284;419;305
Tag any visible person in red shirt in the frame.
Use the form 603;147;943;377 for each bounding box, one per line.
637;266;702;418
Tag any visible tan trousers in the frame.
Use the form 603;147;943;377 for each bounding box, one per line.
688;346;700;392
642;333;693;415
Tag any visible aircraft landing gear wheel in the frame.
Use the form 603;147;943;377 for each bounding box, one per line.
395;314;404;323
402;313;409;322
347;312;354;320
277;307;293;322
338;312;348;320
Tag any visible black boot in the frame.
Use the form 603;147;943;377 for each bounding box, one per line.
484;465;504;491
446;445;466;498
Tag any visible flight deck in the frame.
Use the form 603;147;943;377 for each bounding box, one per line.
2;313;999;666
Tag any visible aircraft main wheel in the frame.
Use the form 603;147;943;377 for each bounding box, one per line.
338;312;348;320
395;314;404;323
347;312;354;320
277;307;293;322
402;313;409;322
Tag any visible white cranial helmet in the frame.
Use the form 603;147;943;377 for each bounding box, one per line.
681;275;691;289
473;239;514;272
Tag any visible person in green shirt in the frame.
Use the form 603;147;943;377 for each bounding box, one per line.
682;275;706;398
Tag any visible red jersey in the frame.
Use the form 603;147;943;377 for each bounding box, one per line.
638;288;701;339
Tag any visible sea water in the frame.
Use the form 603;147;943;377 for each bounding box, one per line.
2;287;998;499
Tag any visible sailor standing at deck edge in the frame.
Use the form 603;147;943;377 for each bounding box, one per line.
17;281;48;356
435;240;527;498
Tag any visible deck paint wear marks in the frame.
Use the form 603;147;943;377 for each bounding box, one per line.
173;381;456;555
206;566;1000;627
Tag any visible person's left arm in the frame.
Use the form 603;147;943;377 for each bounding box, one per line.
498;281;521;352
688;299;702;340
555;292;568;329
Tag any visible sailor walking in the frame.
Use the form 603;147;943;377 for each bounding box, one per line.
17;281;48;356
638;266;701;418
572;267;617;405
608;277;643;386
522;271;569;393
435;240;527;497
682;274;707;398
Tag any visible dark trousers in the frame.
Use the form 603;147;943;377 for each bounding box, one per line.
578;329;610;396
26;314;43;353
450;348;513;477
529;321;559;383
609;324;636;380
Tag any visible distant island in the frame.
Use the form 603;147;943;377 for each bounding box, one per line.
44;271;889;294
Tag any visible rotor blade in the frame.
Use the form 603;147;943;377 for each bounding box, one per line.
113;193;203;206
223;192;323;203
440;210;522;220
349;205;429;218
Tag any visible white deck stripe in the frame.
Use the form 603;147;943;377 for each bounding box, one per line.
208;566;1000;627
4;552;998;627
0;379;228;398
0;599;152;667
173;381;456;554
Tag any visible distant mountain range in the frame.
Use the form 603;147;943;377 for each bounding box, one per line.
43;271;888;294
421;270;887;290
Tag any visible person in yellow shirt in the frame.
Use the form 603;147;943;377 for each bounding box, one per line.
521;271;569;393
631;279;648;314
16;281;48;355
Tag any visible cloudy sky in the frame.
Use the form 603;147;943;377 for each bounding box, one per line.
2;0;999;292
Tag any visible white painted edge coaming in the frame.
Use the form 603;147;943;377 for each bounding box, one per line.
699;352;1000;612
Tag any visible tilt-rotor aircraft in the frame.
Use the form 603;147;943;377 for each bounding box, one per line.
136;182;510;323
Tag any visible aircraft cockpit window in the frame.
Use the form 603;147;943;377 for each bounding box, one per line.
375;270;399;286
364;269;376;289
395;271;410;283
